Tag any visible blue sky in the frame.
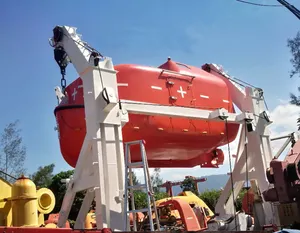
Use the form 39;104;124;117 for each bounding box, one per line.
0;0;300;179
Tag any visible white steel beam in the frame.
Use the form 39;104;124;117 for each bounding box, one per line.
121;102;254;124
208;65;275;225
51;26;125;231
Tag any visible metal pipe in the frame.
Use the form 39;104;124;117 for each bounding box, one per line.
273;137;291;159
270;134;292;141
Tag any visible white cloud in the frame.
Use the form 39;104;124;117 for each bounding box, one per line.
135;101;300;183
278;99;290;105
269;103;299;159
269;103;299;135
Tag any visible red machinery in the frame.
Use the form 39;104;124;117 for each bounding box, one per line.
237;133;300;229
159;176;207;197
54;58;239;168
262;134;300;228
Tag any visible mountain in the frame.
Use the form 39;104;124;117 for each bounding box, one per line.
170;174;229;196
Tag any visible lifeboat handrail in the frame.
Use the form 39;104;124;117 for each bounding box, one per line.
160;69;196;79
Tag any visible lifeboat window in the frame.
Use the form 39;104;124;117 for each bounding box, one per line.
176;62;191;70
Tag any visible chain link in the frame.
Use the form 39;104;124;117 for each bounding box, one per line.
61;75;67;93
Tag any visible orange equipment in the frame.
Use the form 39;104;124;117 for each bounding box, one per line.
44;214;70;228
157;198;208;231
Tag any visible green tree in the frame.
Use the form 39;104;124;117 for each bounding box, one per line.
151;168;163;193
287;32;300;129
199;188;247;213
48;170;85;221
128;170;146;209
47;168;167;220
180;176;199;196
236;188;247;211
287;31;300;79
132;191;148;210
128;169;168;210
30;163;55;188
129;170;139;185
154;191;168;200
199;189;222;212
0;120;26;182
150;168;168;200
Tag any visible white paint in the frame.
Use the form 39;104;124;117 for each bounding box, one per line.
72;87;78;101
151;86;162;90
223;99;229;103
179;70;194;76
71;85;83;101
200;95;209;99
177;86;187;98
121;99;156;105
117;83;128;87
135;65;160;72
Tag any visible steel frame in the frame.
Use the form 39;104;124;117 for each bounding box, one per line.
51;25;276;230
270;132;299;160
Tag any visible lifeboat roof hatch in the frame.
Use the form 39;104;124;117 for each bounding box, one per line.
158;57;181;72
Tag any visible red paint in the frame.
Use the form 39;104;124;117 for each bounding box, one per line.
263;139;300;203
241;190;255;215
54;58;239;168
0;228;100;233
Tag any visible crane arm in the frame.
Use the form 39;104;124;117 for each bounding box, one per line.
51;26;100;77
50;26;125;231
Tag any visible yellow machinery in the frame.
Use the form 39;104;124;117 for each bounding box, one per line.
0;177;12;226
0;175;56;227
11;175;39;226
85;211;96;229
36;188;56;226
1;176;214;229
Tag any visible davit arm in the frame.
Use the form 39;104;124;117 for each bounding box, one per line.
50;26;126;231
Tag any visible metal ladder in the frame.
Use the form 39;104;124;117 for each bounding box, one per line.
123;140;160;231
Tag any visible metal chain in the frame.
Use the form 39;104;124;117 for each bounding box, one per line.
61;74;67;93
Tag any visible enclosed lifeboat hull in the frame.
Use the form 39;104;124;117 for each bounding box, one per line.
54;59;239;168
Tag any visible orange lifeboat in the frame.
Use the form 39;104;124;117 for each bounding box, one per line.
54;58;239;168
